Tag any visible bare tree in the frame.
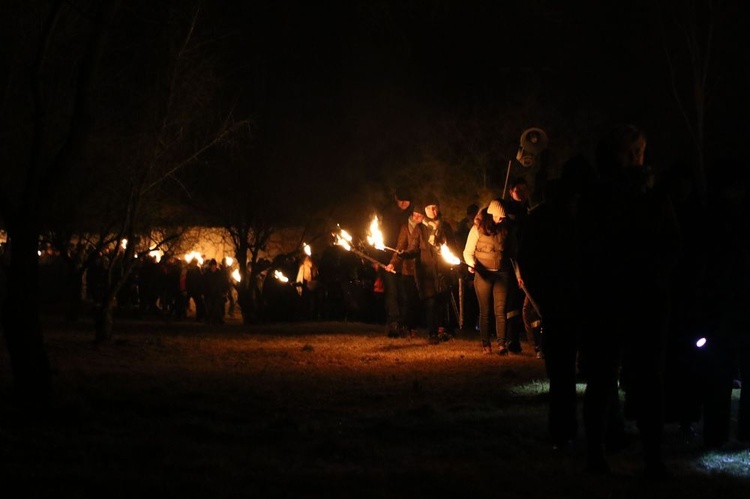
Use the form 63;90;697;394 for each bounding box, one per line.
0;1;251;407
79;4;250;342
656;0;744;204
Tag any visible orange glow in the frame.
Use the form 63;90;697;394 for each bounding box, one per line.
440;243;461;266
185;251;204;265
366;215;385;251
333;227;353;251
274;270;289;283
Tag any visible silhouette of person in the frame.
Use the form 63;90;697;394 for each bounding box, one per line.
517;154;595;450
379;187;413;337
578;124;680;478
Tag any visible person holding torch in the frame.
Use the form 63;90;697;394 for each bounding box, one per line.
379;187;413;337
385;201;425;339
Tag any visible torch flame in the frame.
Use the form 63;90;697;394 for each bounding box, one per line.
274;270;289;283
440;243;461;266
303;243;311;256
185;251;204;265
232;269;241;282
333;228;353;252
366;215;385;251
148;248;163;262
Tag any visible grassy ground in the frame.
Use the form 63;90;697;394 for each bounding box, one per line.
0;317;748;498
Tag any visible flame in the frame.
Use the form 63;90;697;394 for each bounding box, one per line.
303;243;311;256
148;248;163;262
440;243;461;266
232;269;241;282
333;227;353;251
366;215;385;251
185;251;204;265
274;269;289;283
224;256;234;266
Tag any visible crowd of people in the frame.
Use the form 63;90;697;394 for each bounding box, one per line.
367;122;748;479
85;254;236;325
33;121;746;479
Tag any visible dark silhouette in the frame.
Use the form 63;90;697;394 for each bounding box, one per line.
455;203;480;334
203;259;228;325
185;259;206;322
504;177;532;354
662;161;706;437
699;174;750;448
577;124;681;478
378;187;413;337
517;154;595;450
387;201;425;338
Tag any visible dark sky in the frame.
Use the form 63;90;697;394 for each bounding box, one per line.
198;1;745;161
181;0;747;215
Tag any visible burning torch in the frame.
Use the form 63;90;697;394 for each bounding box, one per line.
439;245;543;319
366;215;398;253
333;226;395;273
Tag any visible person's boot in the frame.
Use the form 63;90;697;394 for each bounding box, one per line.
386;321;401;338
482;340;492;354
497;338;508;356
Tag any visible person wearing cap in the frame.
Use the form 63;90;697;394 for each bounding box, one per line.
379;186;413;337
463;199;520;355
418;193;457;344
386;200;425;338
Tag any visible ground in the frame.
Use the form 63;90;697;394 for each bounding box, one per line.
0;317;748;498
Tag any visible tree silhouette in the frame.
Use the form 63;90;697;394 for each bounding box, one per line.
0;0;121;406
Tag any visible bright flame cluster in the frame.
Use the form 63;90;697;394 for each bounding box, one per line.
440;244;461;266
274;270;289;283
366;215;385;251
333;228;353;252
184;251;204;265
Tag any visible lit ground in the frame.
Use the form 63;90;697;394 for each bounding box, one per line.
0;318;748;498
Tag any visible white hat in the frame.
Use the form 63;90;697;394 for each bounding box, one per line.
487;199;506;219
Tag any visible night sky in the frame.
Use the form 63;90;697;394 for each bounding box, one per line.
3;0;747;227
190;1;747;207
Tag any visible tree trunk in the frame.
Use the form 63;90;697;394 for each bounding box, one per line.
94;299;116;344
0;227;52;408
237;287;254;325
64;267;86;323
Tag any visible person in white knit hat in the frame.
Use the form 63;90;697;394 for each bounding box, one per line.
463;199;521;355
